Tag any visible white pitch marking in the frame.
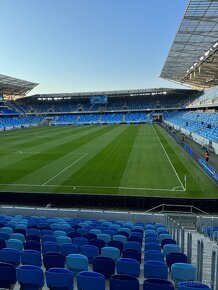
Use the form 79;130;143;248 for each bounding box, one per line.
42;153;88;186
152;125;185;191
0;183;185;192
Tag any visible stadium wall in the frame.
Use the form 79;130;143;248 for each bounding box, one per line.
0;191;218;213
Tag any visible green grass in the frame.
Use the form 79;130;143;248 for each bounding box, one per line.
0;124;217;198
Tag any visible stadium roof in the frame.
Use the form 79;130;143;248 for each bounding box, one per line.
160;0;218;89
0;74;38;98
27;88;197;100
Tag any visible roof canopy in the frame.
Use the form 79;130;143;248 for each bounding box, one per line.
0;74;38;98
26;88;197;101
160;0;218;89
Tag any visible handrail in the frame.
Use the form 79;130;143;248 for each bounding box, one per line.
145;203;211;216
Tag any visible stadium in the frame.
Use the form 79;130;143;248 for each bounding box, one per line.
0;0;218;289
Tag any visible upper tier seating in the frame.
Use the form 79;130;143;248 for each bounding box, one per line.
164;111;218;142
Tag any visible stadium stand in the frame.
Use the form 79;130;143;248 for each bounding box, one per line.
164;111;218;142
0;209;215;290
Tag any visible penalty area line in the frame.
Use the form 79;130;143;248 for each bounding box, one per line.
42;153;88;186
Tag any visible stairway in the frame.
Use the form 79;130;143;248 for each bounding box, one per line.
184;229;218;287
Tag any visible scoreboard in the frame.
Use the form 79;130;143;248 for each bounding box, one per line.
90;96;107;105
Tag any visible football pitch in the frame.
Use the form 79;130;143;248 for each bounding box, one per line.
0;124;217;198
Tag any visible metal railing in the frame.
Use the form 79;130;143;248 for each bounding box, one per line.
166;214;218;289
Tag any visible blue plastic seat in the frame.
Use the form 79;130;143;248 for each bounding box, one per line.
66;254;88;276
0;248;20;266
27;229;40;236
124;241;141;252
130;232;143;239
144;250;164;262
159;234;172;241
0;239;6;250
72;237;89;247
108;240;124;253
144;260;168;279
24;240;41;252
83;233;97;242
117;258;140;277
43;252;66;270
26;235;40;242
122;249;141;263
10;233;25;243
144;243;161;252
42;242;59;254
17;265;44;290
0;233;10;240
21;250;42;266
117;231;129;238
0;262;17;289
89;238;106;251
102;230;116;237
113;235;127;244
161;239;176;249
53;230;66;238
97;234;111;243
143;278;174;290
59;243;79;256
76;228;89;235
89;229;102;235
110;274;139;290
93;256;115;279
145;224;155;230
178;281;211;289
128;236;142;245
46;267;74;290
171;263;197;284
101;246;120;261
41;235;56;243
77;271;105;290
145;238;160;244
145;232;158;239
14;229;26;236
80;245;99;263
0;227;13;235
40;230;53;236
166;252;187;269
56;236;72;246
163;244;181;256
67;232;82;240
6;239;23;251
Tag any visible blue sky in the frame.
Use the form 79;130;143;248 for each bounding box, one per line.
0;0;189;95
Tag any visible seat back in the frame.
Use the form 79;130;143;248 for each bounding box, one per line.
93;256;115;279
59;243;79;256
6;239;23;251
43;252;65;269
17;265;44;289
66;254;88;276
143;278;174;290
0;262;17;289
144;250;164;262
21;250;42;267
110;274;139;290
77;271;105;290
117;258;140;278
0;248;20;266
144;260;168;279
80;245;99;263
101;246;120;261
46;267;74;290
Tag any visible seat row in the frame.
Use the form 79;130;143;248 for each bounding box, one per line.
1;263;211;290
